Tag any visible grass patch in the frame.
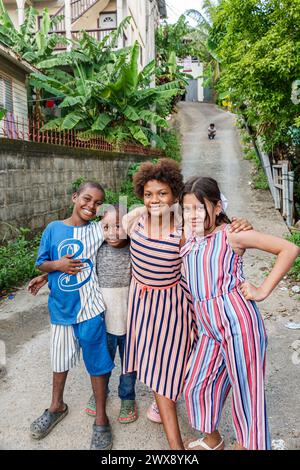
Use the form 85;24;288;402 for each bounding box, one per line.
161;129;181;162
240;129;269;190
252;168;269;190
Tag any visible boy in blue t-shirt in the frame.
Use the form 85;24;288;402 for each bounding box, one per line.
30;182;114;450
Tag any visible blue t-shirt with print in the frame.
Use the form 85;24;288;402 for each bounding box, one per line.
36;220;105;325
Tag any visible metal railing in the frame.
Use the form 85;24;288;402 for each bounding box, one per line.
0;114;163;157
46;28;117;50
72;28;117;44
50;0;102;30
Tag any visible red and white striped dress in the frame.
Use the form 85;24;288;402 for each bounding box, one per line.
124;216;197;401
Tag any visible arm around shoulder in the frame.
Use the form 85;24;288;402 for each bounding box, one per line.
122;206;147;236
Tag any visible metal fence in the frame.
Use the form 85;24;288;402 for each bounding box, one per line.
0;114;163;157
255;137;294;227
273;162;294;227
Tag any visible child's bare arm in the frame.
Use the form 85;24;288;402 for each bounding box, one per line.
122;206;147;236
38;255;84;275
229;230;300;301
28;274;48;296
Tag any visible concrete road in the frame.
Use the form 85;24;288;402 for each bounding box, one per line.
0;102;299;450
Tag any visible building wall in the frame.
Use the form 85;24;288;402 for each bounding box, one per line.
72;0;111;31
0;139;145;239
145;0;160;66
0;58;29;137
178;58;204;102
3;1;61;28
3;0;159;67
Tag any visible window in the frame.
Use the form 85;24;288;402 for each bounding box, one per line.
99;12;117;29
0;74;13;113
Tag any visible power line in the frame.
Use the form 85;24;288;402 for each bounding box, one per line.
164;1;183;20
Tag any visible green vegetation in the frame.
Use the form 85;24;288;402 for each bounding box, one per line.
160;129;181;162
286;231;300;280
72;162;147;211
207;0;300;209
31;36;180;148
0;230;41;292
0;3;182;149
239;125;269;190
0;1;67;63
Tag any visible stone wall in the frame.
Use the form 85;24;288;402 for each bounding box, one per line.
0;139;145;239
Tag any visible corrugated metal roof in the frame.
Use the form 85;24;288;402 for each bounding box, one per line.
0;44;38;74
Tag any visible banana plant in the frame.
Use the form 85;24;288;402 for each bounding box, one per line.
0;1;67;63
185;7;221;86
30;41;181;147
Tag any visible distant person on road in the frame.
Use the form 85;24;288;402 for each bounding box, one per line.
181;176;300;450
208;123;216;139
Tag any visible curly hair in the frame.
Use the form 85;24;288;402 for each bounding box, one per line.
133;159;184;200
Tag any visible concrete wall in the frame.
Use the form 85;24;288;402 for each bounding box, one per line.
0;139;145;239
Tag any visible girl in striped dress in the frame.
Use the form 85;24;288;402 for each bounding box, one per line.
123;160;252;450
181;176;299;450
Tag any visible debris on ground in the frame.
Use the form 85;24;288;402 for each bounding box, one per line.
272;439;287;450
285;322;300;330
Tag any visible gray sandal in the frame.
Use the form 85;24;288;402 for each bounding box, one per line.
30;405;69;440
90;421;113;450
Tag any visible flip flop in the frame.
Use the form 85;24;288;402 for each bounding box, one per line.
184;436;225;450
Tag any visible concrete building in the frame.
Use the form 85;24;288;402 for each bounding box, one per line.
178;56;204;102
3;0;167;67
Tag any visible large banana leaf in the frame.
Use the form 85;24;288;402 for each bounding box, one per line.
123;106;140;121
138;111;168;128
138;60;156;85
61;113;83;129
30;72;70;94
92;114;113;131
127;123;149;146
29;77;65;98
43;117;64;130
59;96;86;108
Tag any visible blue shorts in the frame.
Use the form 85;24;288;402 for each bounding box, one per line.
50;313;115;376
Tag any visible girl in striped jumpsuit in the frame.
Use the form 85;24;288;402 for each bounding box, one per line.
181;176;299;450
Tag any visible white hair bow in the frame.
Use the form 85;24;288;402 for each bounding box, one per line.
220;193;228;213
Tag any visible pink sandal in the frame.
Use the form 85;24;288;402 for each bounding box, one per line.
146;401;162;424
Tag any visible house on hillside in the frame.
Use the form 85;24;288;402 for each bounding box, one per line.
178;56;204;103
0;43;37;139
3;0;167;67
